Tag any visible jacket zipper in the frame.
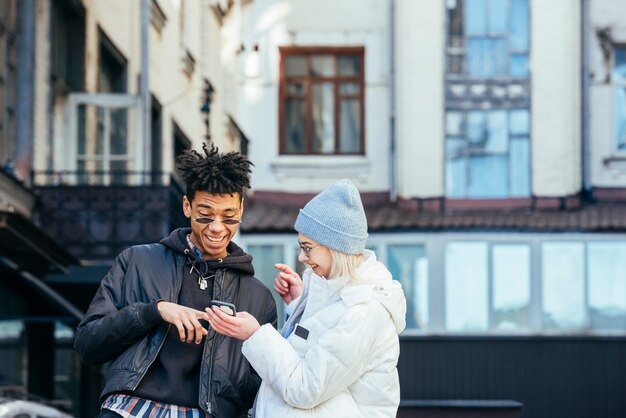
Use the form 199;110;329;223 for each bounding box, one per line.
131;253;186;390
204;268;226;414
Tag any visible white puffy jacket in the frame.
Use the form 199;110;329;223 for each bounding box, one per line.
242;250;407;418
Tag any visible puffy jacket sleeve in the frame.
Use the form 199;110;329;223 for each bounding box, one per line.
241;301;382;409
239;287;279;409
74;248;164;365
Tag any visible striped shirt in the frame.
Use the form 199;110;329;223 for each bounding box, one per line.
102;394;212;418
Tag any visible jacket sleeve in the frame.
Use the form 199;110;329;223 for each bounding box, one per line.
74;248;164;365
239;289;279;409
241;301;381;409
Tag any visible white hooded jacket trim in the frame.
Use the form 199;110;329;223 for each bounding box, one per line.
242;250;407;418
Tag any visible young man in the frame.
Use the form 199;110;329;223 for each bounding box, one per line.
74;144;277;418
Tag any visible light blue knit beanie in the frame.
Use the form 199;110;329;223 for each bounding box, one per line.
294;179;368;254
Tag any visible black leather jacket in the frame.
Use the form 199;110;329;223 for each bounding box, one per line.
74;231;277;418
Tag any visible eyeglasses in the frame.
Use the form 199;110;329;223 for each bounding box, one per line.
192;217;242;226
299;244;322;258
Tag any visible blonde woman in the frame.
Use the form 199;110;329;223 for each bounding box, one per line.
206;179;406;418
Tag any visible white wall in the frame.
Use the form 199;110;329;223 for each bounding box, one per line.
588;1;626;187
237;0;391;193
531;0;582;196
395;0;445;199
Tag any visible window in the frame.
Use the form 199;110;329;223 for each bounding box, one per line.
587;242;626;329
74;31;131;185
388;245;428;330
445;0;530;198
279;47;364;155
614;47;626;152
445;241;531;332
542;242;585;330
247;245;286;326
173;122;191;181
0;0;17;166
51;0;85;92
239;235;626;334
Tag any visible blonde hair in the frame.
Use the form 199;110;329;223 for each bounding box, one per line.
328;248;365;282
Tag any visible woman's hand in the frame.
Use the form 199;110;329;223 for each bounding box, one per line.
205;306;260;341
274;263;303;305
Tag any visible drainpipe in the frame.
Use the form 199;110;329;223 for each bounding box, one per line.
140;0;152;182
15;0;36;185
581;0;591;196
389;0;397;202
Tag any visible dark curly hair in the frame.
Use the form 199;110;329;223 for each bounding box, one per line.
177;143;253;203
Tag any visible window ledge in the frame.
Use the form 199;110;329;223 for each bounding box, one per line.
270;155;370;180
603;155;626;171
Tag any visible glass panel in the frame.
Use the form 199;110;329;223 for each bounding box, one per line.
465;0;487;35
468;38;507;77
110;160;128;185
339;83;360;95
542;242;585;330
615;87;626;151
312;83;335;154
311;55;334;77
388;245;428;330
447;53;464;74
338;55;361;76
493;244;530;330
445;242;488;331
446;137;466;197
247;245;286;327
284;99;306;153
287;82;305;95
467;155;508;198
509;109;530;135
488;0;507;35
467;110;486;145
78;104;87;155
587;242;626;330
486;110;508;153
0;320;26;388
111;108;128;155
614;48;626;81
284;55;307;77
339;100;360;153
510;137;530;197
510;0;529;51
510;54;529;77
446;111;464;136
447;0;464;48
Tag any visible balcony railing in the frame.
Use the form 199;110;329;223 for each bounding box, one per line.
33;171;187;261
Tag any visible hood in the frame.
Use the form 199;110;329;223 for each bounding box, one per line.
340;250;407;334
160;228;255;276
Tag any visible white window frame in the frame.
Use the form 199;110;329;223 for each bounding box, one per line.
239;231;626;337
55;93;143;185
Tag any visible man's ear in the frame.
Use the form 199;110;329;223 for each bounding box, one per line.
183;195;191;218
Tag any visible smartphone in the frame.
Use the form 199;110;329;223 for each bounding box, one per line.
210;300;236;316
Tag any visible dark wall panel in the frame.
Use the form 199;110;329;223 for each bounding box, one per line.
398;336;626;418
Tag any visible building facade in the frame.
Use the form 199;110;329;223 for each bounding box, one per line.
2;0;626;417
230;1;626;417
1;0;238;416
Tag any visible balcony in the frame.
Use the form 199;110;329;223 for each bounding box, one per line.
33;171;187;261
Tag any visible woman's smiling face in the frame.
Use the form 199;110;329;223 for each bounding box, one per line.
297;233;332;279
